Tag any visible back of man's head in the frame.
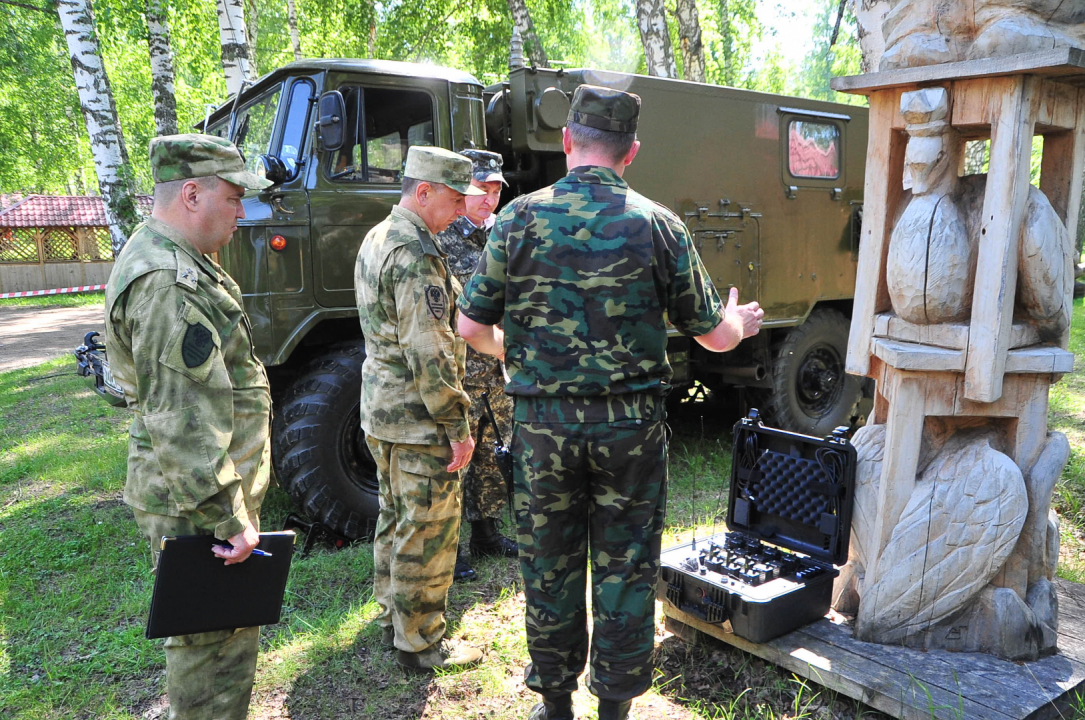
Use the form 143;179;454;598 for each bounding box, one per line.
565;122;637;165
564;84;641;166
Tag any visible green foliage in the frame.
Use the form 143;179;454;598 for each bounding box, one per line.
1;0;869;197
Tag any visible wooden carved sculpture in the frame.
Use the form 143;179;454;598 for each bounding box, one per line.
880;0;1085;70
886;87;975;324
831;81;1077;660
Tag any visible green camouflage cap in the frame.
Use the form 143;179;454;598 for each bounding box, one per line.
568;84;640;133
403;146;485;195
149;133;273;190
459;148;507;186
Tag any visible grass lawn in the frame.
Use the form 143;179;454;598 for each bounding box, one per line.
0;291;105;309
1;300;1083;719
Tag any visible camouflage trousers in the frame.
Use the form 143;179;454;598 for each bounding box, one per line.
512;418;668;702
367;437;462;653
463;386;514;522
132;508;262;720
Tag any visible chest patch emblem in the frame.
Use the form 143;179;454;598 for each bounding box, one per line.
424;285;447;321
182;322;215;368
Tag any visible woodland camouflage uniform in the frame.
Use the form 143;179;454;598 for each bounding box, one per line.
458;86;723;705
105;134;273;720
355;147;480;656
439;215;514;522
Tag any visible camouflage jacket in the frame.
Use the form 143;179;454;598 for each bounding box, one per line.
437;217;504;391
355;205;470;445
458;165;722;422
104;218;271;541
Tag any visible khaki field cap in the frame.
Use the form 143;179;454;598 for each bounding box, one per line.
460;148;507;186
403;146;485;195
149;133;273;190
568;84;641;133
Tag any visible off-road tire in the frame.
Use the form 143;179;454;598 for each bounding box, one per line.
755;308;863;437
272;342;380;540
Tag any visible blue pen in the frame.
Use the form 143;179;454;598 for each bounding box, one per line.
251;549;273;557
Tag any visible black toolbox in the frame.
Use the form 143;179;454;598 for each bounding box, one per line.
658;409;857;643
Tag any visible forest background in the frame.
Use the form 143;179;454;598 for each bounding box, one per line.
0;0;863;199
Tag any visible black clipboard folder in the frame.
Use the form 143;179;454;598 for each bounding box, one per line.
146;531;296;639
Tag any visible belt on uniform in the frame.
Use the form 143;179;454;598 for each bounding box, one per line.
513;394;664;423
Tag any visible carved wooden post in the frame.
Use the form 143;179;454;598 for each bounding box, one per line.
832;45;1083;661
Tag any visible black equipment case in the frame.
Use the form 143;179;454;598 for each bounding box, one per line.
658;409;857;643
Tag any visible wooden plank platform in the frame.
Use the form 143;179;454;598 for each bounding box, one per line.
661;578;1085;719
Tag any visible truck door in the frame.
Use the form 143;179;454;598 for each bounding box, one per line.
775;108;853;315
307;74;449;309
678;199;761;304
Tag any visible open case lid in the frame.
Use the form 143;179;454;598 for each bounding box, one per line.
728;409;857;566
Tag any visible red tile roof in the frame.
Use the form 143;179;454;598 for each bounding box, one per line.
0;195;152;228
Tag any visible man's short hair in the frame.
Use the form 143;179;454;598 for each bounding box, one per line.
153;175;217;207
566;122;636;163
401;176;422;199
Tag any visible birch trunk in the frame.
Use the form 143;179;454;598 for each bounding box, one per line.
505;0;548;68
636;0;677;78
56;0;138;257
216;0;254;96
244;0;258;75
848;0;890;73
675;0;706;83
287;0;302;60
146;0;178;136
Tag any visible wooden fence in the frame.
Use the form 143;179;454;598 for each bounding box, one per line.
0;225;114;294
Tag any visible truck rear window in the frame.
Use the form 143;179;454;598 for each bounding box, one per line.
787;120;840;179
327;87;434;184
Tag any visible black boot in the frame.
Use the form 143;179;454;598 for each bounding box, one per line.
453;546;477;583
469;518;518;558
598;699;632;720
528;693;574;720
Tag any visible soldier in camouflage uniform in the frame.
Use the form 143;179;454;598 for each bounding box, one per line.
354;146;487;672
458;86;764;720
104;134;275;720
437;149;517;582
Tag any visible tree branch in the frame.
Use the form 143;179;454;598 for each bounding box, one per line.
829;0;847;47
0;0;53;13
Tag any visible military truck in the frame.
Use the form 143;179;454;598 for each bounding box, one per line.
83;57;868;540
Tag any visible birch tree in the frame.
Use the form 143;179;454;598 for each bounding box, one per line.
56;0;138;256
244;0;258;75
216;0;254;96
635;0;676;78
848;0;889;73
146;0;178;135
287;0;303;60
674;0;705;82
506;0;548;68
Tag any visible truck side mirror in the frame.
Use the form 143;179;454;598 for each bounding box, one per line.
318;91;346;151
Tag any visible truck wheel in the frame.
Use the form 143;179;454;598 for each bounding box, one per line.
757;309;862;437
272;342;380;541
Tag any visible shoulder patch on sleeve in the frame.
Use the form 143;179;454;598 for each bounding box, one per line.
424;285;447;321
181;322;215;368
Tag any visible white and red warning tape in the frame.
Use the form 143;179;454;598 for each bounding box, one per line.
0;284;106;300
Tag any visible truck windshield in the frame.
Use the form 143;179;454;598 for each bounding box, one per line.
207;85;283;174
327;86;434;184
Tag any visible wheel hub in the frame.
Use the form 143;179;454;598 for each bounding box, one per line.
338;402;379;494
796;346;844;418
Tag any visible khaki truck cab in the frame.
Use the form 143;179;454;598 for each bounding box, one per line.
149;58;867;540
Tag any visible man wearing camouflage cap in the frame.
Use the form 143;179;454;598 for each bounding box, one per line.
458;86;763;719
437;149;518;583
104;134;274;719
354;145;486;672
